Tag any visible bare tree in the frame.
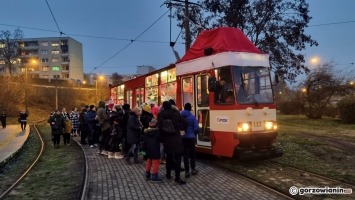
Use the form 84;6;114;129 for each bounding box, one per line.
301;63;350;119
111;72;123;86
0;29;24;76
171;0;318;83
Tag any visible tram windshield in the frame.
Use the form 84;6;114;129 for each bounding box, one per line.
214;66;273;104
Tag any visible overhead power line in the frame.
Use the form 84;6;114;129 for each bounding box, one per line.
45;0;63;35
0;23;183;44
309;20;355;27
90;9;170;73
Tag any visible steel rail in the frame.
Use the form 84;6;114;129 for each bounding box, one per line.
0;122;45;199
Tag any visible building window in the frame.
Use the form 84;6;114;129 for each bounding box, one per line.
52;66;60;71
51;42;59;47
52;50;59;54
52;58;59;62
0;60;5;65
0;43;5;48
53;75;60;79
63;57;69;62
42;66;49;71
40;42;48;46
41;50;48;55
41;58;49;63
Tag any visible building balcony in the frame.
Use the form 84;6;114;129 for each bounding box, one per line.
20;54;38;58
21;45;39;50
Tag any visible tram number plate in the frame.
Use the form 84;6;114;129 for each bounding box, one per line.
253;121;262;127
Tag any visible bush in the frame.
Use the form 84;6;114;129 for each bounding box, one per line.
322;105;339;118
337;95;355;124
279;101;304;115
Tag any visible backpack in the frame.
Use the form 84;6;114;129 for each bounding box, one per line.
162;119;176;135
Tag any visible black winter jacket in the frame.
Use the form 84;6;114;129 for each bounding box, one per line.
127;112;142;144
158;108;187;154
143;128;161;159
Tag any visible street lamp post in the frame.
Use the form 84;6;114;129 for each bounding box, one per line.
25;59;37;112
95;75;104;103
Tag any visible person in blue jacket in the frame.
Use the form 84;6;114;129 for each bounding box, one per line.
180;103;199;178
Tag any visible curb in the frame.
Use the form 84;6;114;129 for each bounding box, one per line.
0;128;31;168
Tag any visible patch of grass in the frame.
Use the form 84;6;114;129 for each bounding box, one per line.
3;124;85;200
275;114;355;183
0;128;41;195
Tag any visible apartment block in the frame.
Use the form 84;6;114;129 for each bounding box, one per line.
0;37;83;82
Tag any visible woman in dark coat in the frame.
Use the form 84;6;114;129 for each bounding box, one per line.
125;107;142;164
158;101;187;185
48;110;65;148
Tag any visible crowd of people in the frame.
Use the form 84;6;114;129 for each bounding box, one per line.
47;99;199;185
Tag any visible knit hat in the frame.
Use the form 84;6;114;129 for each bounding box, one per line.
184;103;192;111
143;104;151;112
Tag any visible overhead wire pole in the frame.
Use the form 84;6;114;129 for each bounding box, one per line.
184;0;191;52
167;0;201;52
45;0;63;110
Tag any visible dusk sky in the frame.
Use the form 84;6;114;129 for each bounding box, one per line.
0;0;354;81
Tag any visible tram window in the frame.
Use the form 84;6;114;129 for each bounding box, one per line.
168;68;176;82
117;85;124;100
146;74;159;87
160;82;177;103
197;75;209;107
233;67;273;104
160;71;168;84
146;86;158;104
135;87;144;106
182;77;193;107
214;67;234;104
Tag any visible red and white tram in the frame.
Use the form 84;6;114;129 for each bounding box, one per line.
110;27;282;159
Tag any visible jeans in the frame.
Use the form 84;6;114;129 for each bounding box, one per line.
126;143;138;160
183;138;196;173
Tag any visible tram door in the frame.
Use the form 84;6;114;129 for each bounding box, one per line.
181;75;211;147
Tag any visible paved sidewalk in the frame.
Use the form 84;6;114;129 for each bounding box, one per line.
0;125;29;165
76;138;290;200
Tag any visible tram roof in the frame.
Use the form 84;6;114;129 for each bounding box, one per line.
176;27;270;76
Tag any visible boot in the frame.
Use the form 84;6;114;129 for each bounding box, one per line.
125;157;131;165
108;152;114;159
134;156;140;164
174;177;186;185
145;172;151;180
114;152;123;159
151;173;163;183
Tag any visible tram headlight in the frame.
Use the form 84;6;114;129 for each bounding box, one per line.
264;121;277;130
237;122;251;132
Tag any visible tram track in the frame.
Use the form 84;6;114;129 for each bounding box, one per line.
0;122;44;199
268;160;355;188
72;137;89;200
206;155;354;200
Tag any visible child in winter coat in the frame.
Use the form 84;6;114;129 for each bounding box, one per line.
63;117;73;146
143;119;162;182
